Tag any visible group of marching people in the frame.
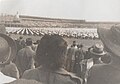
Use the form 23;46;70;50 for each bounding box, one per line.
1;24;120;84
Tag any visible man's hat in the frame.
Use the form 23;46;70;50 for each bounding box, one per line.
90;44;106;56
0;24;17;64
98;25;120;57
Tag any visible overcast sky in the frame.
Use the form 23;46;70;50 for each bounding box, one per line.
0;0;120;21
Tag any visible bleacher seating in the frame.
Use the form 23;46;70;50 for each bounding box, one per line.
0;14;118;28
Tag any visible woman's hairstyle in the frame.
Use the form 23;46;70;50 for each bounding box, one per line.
35;34;68;70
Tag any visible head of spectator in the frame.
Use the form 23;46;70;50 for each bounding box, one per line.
35;34;67;70
90;44;106;59
19;36;23;40
88;47;91;52
77;44;83;49
0;24;17;83
77;44;80;48
33;40;40;45
26;38;32;46
72;40;77;47
80;44;84;48
88;45;94;52
101;53;111;64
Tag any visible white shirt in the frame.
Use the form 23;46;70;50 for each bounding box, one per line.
0;72;16;84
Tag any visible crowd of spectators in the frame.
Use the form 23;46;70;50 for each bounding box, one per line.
1;24;120;84
11;36;110;84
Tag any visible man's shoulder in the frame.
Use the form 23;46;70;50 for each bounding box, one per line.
26;46;35;53
18;48;25;53
22;67;82;84
88;64;120;84
89;64;120;80
22;68;39;78
91;64;120;73
23;68;39;75
18;46;35;55
8;79;42;84
54;68;83;84
91;64;110;69
90;64;108;71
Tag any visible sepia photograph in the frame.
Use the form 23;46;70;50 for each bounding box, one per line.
0;0;120;84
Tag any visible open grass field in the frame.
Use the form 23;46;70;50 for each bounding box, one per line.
10;34;102;50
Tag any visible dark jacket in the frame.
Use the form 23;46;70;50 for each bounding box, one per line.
87;64;120;84
22;67;82;84
15;46;35;76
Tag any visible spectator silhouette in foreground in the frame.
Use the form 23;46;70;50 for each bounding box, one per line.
89;44;106;65
0;24;19;83
15;38;35;77
8;79;42;84
66;41;78;72
84;43;106;83
74;44;85;77
0;24;43;84
16;36;26;52
22;34;82;84
87;26;120;84
101;52;111;64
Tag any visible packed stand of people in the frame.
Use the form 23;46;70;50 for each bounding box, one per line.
0;14;115;29
0;23;120;84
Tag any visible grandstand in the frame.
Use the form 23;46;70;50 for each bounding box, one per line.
0;13;120;28
0;14;86;28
